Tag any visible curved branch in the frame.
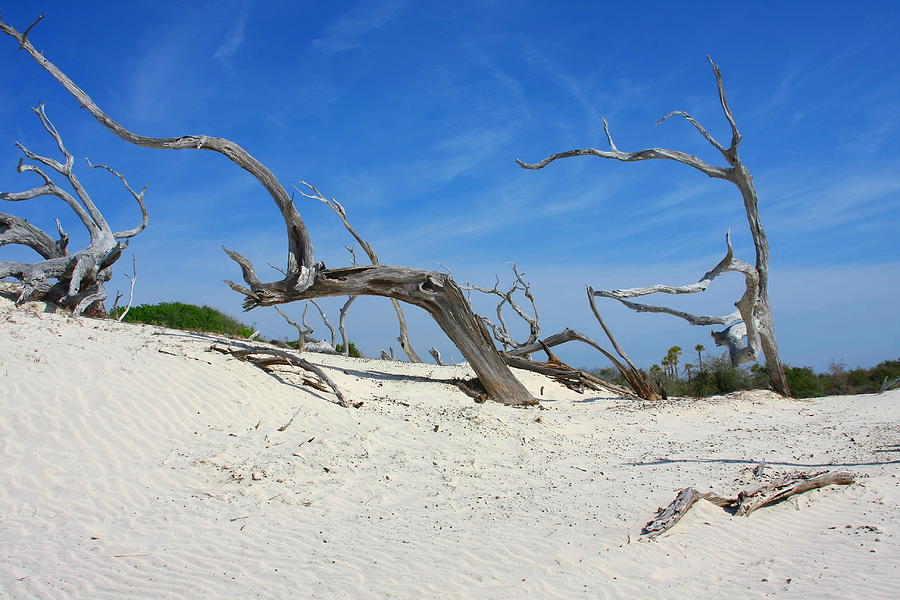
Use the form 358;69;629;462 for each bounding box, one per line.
87;160;149;238
338;295;356;356
656;110;726;154
707;56;742;155
299;180;422;362
515;146;728;180
0;213;65;259
0;19;314;290
309;299;336;348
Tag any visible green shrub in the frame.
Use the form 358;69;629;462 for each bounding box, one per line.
335;342;363;358
113;302;254;338
784;366;824;398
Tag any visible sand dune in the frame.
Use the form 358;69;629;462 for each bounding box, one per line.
1;296;898;598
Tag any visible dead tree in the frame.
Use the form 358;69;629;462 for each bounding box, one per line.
456;264;654;399
0;104;147;316
459;263;540;352
1;17;534;405
298;182;422;363
516;57;790;396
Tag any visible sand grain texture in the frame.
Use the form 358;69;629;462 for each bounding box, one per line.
1;297;899;598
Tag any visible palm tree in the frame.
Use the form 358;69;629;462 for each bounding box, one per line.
666;346;683;379
695;344;705;372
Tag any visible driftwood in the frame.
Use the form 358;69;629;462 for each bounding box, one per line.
733;470;856;517
1;17;535;406
210;343;348;408
641;470;855;539
0;105;147;316
516;57;790;396
503;340;633;397
584;295;661;401
308;299;336;348
428;347;444;366
641;487;702;540
275;304;314;348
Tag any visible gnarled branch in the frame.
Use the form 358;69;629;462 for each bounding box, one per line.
0;105;147;315
516;57;789;395
297;181;422;363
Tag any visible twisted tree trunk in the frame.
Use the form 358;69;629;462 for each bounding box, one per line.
0;16;533;405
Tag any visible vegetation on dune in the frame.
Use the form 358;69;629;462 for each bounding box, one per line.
335;342;363;358
590;347;900;399
112;302;255;338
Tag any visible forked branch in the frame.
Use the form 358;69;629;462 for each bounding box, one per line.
297;181;422;362
515;56;789;395
1;105;148;315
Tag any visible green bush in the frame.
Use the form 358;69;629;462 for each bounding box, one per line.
784;366;824;398
113;302;254;338
335;342;363;358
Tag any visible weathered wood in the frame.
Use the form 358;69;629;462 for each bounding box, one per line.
734;471;855;516
585;294;661;401
338;296;356;357
1;17;536;405
641;470;856;539
641;487;702;539
505;328;639;398
210;343;348;407
592;232;760;367
0;105;147;316
428;347;444;366
227;264;535;405
308;299;336;348
516;57;790;396
298;181;422;363
459;263;540;352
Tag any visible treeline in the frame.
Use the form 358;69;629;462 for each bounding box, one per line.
590;350;899;399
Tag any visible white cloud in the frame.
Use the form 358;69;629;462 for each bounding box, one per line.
213;12;248;60
311;0;407;55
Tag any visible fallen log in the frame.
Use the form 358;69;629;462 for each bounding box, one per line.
734;471;855;516
640;470;856;539
641;487;702;540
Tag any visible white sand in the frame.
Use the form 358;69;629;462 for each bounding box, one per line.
1;296;898;599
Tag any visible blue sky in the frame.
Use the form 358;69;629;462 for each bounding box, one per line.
1;1;898;371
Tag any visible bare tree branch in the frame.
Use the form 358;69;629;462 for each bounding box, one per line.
516;57;789;395
0;105;145;316
428;347;444;366
308;299;336;348
338;296;356;356
86;160;148;238
0;19;315;295
211;343;348;408
116;254;137;322
297;180;423;363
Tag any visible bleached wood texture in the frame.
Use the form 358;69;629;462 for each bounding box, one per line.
516;57;790;396
0;105;147;316
641;487;702;539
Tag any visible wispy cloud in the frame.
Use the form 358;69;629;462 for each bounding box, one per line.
213;12;248;60
312;0;407;55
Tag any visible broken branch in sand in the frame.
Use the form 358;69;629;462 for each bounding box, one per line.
641;470;856;539
210;343;348;408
